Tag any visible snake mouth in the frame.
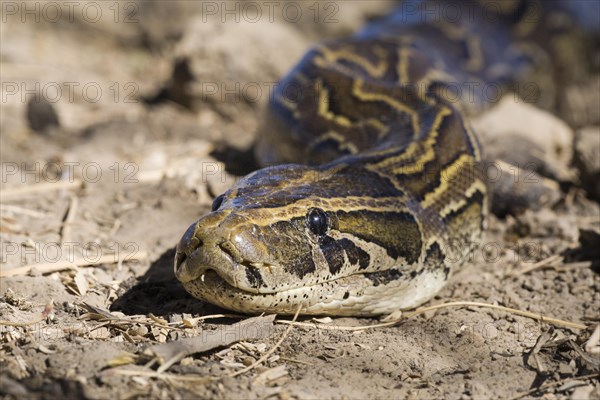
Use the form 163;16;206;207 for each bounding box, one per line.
175;242;279;294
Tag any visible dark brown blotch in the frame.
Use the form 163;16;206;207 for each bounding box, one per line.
245;265;265;288
424;242;445;269
364;268;404;286
442;189;485;223
270;219;317;278
320;236;345;275
340;238;370;270
335;211;422;264
320;237;371;275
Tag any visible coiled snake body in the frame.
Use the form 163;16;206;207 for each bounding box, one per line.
174;1;593;315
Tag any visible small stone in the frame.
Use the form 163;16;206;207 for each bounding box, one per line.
473;97;574;181
26;96;60;134
242;356;255;366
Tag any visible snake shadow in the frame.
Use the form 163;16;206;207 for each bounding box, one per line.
110;247;226;317
111;146;257;317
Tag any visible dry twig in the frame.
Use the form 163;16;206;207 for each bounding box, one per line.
510;254;562;276
508;373;599;400
59;195;79;245
1;180;83;199
144;314;276;373
0;251;148;277
0;204;48;218
229;305;301;378
276;301;588;331
0;302;54;327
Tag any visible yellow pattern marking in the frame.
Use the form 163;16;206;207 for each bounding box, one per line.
311;130;359;154
274;92;298;112
318;45;388;79
390;106;453;175
397;46;411;85
439;179;487;218
242;196;411;227
365;105;452;176
365;118;390;139
316;79;353;128
352;78;420;137
421;153;474;209
413;68;456;105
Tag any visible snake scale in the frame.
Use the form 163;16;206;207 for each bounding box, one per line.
174;1;595;316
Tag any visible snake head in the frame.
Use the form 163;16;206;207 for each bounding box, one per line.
173;162;443;315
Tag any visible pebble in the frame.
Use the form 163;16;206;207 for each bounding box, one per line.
242;356;255;366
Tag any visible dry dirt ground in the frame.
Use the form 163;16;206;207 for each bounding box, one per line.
1;2;599;399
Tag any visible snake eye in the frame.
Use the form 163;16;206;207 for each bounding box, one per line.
211;194;225;211
307;208;329;236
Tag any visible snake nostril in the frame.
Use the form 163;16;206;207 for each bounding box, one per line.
174;251;188;270
175;222;206;275
217;242;237;262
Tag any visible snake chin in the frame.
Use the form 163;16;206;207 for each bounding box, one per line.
180;267;338;314
180;266;448;316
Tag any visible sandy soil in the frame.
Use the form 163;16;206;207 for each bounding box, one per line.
1;2;599;399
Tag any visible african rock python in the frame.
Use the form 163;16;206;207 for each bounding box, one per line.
174;1;594;316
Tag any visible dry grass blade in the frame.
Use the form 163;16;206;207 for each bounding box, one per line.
567;339;600;368
276;301;588;331
177;313;246;328
78;302;119;319
279;356;314;366
59;195;79;245
145;314;276;370
402;301;588;330
108;368;212;384
253;365;288;385
508;373;599;400
77;303;187;336
510;254;562;276
0;250;148;277
228;305;301;378
527;331;553;374
0;180;83;199
585;325;600;355
0;204;48;218
0;302;54;327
